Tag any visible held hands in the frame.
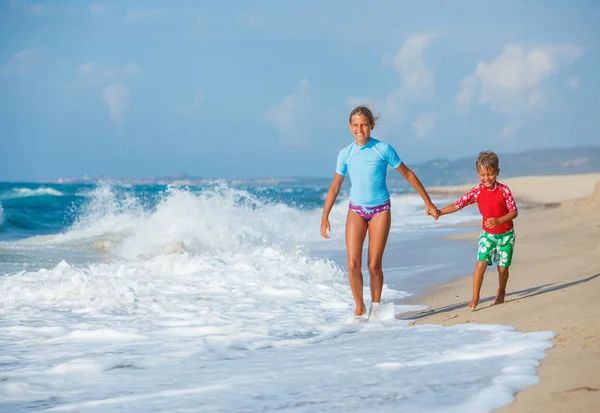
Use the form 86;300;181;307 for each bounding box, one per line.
426;203;440;221
428;208;441;220
320;219;331;239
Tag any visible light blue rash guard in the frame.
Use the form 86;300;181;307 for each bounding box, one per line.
335;137;402;207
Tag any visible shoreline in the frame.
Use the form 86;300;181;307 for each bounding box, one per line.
398;174;600;412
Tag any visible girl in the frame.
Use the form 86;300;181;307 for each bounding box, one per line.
320;106;438;319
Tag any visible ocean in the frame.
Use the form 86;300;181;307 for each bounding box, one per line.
0;180;553;412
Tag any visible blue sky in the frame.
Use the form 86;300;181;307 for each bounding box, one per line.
1;0;599;181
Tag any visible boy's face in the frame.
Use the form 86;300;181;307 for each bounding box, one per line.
478;167;499;189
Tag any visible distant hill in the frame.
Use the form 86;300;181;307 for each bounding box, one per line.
35;146;600;186
403;146;600;187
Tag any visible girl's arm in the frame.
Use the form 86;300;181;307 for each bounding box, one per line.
320;173;344;239
396;164;438;216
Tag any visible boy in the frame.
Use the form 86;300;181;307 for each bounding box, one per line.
432;151;518;310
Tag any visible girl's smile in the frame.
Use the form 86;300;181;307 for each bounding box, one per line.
349;114;373;146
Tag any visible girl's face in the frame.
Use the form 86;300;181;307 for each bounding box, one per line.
349;114;373;144
478;167;499;189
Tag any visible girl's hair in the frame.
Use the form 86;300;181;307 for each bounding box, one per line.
476;151;500;172
348;105;380;124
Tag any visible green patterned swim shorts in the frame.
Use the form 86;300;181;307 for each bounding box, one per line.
477;228;516;267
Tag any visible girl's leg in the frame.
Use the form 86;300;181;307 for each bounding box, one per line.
468;260;488;310
494;266;509;305
366;210;391;303
346;209;368;315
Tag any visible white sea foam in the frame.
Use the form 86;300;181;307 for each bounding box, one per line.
0;183;550;412
12;183;477;254
0;187;64;200
0;259;555;413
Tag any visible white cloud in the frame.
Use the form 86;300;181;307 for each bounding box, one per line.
499;121;522;138
566;77;579;89
79;61;95;74
457;44;582;115
413;113;436;139
102;83;129;124
264;79;312;147
123;62;139;75
527;91;546;109
362;34;436;124
392;34;436;97
344;97;375;116
78;61;139;79
89;3;105;16
456;76;477;115
126;9;164;22
0;48;43;76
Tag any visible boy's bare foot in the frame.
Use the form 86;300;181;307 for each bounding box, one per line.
493;290;506;305
466;299;478;310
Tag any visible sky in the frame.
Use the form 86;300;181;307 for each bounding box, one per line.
0;0;599;181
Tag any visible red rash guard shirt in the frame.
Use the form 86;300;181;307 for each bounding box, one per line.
455;182;517;234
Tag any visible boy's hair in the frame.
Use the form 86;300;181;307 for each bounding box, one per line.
476;151;500;172
349;105;380;125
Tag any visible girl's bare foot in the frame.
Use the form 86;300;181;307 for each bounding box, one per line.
493;290;506;305
354;305;366;316
466;299;478;310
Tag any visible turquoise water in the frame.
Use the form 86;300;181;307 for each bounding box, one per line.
0;180;347;242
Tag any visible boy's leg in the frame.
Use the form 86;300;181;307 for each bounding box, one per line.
345;209;369;316
494;266;509;305
470;230;496;310
493;229;515;305
468;260;488;310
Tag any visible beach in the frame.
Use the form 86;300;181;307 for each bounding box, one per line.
405;173;600;412
0;181;561;412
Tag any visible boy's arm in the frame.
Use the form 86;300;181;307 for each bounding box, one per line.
436;186;478;218
485;184;518;228
437;203;459;217
485;210;518;229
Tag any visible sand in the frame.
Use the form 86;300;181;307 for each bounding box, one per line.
428;172;600;205
403;173;600;412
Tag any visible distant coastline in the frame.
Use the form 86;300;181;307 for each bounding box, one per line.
6;145;600;186
32;175;316;187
